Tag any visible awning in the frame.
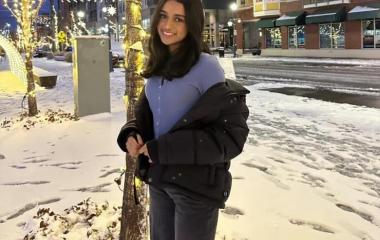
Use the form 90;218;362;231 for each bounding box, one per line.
306;8;345;24
276;11;306;26
202;0;235;10
347;4;380;20
256;18;276;29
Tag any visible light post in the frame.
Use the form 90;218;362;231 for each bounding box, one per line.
229;2;240;58
102;5;114;72
229;2;237;57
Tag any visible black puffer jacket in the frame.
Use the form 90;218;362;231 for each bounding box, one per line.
117;79;250;208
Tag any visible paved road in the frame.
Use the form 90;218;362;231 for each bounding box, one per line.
234;59;380;92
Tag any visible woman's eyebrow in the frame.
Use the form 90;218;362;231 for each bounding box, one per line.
160;10;185;18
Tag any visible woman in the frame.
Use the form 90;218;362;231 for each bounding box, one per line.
117;0;250;239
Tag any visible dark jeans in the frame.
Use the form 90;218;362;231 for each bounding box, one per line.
149;185;219;240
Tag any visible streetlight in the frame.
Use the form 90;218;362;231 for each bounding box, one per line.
102;4;115;72
229;2;239;57
77;11;85;19
230;2;238;11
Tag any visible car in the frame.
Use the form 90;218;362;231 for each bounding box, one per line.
112;52;125;68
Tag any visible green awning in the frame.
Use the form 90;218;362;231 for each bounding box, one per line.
276;11;306;26
256;18;276;29
347;4;380;20
306;8;345;24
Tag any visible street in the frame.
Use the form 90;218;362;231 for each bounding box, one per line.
234;57;380;93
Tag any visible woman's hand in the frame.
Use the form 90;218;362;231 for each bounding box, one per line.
126;134;144;158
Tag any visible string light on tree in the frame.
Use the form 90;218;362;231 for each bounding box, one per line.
2;0;44;116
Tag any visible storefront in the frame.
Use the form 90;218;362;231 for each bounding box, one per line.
347;4;380;49
256;4;380;59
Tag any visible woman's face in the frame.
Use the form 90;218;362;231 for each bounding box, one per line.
157;0;188;52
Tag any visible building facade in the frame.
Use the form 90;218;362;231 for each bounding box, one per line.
235;0;380;58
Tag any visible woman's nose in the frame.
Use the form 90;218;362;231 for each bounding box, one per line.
163;19;174;30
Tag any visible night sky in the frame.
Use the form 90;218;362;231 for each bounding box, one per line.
0;0;59;30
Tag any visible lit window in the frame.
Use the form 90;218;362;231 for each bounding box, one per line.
319;23;345;49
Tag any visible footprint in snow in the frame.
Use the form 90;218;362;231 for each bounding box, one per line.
10;165;27;169
4;198;61;221
221;206;245;219
289;219;335;234
0;154;5;160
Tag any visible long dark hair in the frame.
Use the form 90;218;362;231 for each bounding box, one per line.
142;0;210;80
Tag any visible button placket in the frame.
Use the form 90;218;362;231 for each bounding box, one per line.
157;80;163;136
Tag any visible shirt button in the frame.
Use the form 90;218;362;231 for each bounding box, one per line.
172;176;176;181
183;119;188;123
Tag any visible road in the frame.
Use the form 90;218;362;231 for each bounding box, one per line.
234;58;380;93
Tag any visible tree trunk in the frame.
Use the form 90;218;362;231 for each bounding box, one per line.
120;1;147;240
22;0;38;116
49;0;56;52
25;49;38;116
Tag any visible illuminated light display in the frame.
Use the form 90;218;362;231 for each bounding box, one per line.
0;35;27;85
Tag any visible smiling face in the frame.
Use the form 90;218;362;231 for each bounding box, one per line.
157;0;188;53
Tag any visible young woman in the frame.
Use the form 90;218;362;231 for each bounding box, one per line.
117;0;250;239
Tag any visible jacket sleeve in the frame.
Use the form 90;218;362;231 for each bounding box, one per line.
117;87;152;153
146;94;249;165
117;120;140;153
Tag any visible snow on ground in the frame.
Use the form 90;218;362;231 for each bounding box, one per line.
0;56;380;239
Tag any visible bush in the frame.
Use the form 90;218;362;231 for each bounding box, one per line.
46;52;54;60
64;52;72;62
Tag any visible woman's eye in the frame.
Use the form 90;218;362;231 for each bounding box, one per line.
175;17;184;22
160;14;167;19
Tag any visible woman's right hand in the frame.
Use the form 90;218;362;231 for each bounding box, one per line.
126;134;144;158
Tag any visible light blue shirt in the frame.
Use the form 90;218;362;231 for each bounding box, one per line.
145;53;225;138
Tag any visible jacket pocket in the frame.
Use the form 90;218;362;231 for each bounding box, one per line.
161;165;232;203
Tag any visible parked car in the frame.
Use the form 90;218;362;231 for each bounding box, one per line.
112;52;125;68
33;48;45;58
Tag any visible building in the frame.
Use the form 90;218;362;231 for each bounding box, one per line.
235;0;380;58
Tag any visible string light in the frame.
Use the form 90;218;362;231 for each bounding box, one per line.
0;35;27;85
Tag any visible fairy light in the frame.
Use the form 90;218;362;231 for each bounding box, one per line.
52;6;58;50
0;35;27;85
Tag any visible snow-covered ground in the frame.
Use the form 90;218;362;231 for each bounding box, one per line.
0;56;379;240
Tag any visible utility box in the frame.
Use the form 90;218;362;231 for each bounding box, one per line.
73;36;110;117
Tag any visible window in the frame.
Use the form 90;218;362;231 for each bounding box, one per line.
319;23;345;48
265;28;281;48
362;19;380;48
288;26;305;48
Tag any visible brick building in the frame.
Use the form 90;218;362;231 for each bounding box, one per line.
235;0;380;58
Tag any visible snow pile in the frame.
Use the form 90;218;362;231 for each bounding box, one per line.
23;198;121;240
